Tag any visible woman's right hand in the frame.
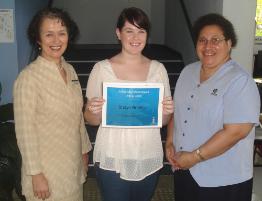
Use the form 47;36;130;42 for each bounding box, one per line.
86;97;105;114
84;97;105;125
165;141;180;170
32;173;50;200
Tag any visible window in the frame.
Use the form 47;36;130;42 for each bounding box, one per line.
255;0;262;42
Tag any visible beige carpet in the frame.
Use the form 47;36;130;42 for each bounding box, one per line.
13;175;174;201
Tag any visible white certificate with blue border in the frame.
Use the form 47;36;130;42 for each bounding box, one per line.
102;82;164;128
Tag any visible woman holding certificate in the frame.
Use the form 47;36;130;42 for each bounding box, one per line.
84;7;173;201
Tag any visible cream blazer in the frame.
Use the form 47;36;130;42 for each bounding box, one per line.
13;56;92;200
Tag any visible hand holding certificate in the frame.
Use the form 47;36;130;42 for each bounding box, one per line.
102;82;164;128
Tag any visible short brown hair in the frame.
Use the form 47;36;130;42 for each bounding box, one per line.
27;7;79;47
116;7;150;34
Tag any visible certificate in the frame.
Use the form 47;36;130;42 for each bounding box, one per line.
102;82;164;128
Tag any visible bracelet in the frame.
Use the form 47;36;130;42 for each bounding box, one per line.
195;148;205;161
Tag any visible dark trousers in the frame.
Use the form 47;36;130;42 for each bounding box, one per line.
95;165;159;201
174;170;253;201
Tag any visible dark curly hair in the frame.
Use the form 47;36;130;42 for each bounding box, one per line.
27;7;79;50
193;13;237;47
116;7;150;35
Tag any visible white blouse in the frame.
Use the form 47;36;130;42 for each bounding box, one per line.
86;59;171;181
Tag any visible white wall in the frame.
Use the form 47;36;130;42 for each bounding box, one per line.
222;0;257;74
15;0;49;71
165;0;256;73
53;0;166;44
151;0;165;44
53;0;257;72
165;0;195;65
184;0;222;22
165;0;222;65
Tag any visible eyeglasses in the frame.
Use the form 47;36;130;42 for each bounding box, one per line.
197;37;226;46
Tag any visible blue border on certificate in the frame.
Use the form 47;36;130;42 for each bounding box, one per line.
102;82;164;128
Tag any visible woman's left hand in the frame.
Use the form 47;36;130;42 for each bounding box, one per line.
174;151;199;170
162;96;174;115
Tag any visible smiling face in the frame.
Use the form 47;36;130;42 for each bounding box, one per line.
38;17;68;64
116;21;147;56
196;25;232;70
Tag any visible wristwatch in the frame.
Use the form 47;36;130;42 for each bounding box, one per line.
196;148;205;161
